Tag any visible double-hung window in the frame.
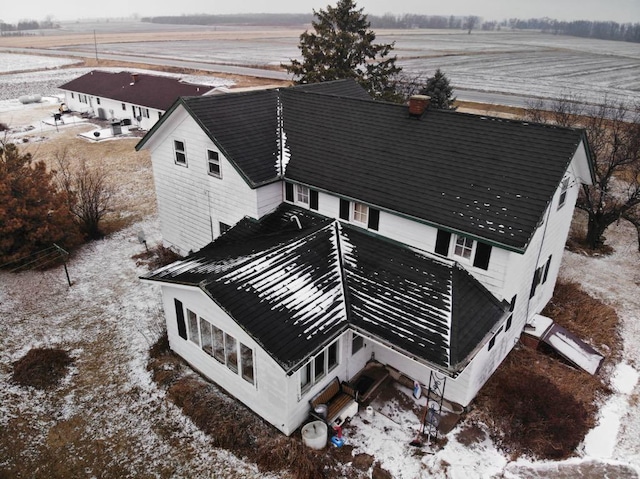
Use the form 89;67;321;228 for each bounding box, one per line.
174;140;187;166
207;149;221;177
558;177;570;209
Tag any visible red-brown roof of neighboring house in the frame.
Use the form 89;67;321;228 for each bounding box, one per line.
59;70;214;111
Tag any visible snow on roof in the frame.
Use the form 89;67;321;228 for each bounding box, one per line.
144;205;507;374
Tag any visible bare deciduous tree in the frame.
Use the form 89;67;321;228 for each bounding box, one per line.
524;95;640;250
55;148;115;240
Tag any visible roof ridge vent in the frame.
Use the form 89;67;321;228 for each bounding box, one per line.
408;95;431;118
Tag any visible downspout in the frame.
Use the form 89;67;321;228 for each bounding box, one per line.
525;202;553;325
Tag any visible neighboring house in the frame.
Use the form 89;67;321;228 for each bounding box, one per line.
137;79;595;435
58;70;214;131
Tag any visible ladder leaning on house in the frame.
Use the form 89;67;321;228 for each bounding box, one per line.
423;371;447;444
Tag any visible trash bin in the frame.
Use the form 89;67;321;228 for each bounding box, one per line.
314;404;328;420
111;121;122;135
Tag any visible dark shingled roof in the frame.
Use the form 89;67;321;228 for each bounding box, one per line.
138;80;588;251
181;90;281;186
281;90;587;251
143;206;508;375
58;70;214;110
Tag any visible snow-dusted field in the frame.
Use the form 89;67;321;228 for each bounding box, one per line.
40;28;640;105
0;53;79;73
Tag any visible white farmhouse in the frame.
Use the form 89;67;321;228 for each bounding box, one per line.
58;70;214;131
136;80;594;435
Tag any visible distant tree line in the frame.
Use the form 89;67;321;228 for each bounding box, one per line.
505;18;640;43
142;13;640;43
0;18;59;33
140;14;313;27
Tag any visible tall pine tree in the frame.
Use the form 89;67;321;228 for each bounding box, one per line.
0;142;80;266
420;69;457;110
283;0;402;102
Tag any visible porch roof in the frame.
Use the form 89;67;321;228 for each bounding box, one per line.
143;205;508;375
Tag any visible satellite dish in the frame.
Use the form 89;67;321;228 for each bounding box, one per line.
136;116;142;122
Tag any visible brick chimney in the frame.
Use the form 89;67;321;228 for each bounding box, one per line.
131;73;139;84
408;95;431;117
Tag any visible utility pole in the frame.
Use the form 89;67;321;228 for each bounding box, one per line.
53;244;72;287
94;29;98;62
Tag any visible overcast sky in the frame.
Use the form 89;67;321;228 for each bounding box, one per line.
2;0;638;24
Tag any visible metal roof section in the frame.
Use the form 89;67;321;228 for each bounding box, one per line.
144;207;508;376
524;314;604;375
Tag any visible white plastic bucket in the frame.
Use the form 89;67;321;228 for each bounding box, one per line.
301;420;328;450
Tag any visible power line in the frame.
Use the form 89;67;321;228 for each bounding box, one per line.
1;244;72;286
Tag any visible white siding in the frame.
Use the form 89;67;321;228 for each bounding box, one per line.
61;90;162;130
502;152;584;334
161;284;297;434
147;106;270;255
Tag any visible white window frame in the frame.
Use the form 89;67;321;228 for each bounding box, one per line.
240;342;255;385
174;140;187;166
186;309;199;346
453;235;475;261
299;339;340;396
353;202;369;225
207;149;221;178
296;184;309;204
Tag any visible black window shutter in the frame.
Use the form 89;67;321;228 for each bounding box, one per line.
174;298;187;339
310;190;319;210
285;182;294;202
368;208;380;230
339;199;350;220
542;255;552;283
473;242;492;270
435;230;451;256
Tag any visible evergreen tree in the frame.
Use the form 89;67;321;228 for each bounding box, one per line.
0;142;80;266
283;0;402;102
420;69;457;110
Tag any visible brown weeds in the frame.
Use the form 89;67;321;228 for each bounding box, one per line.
475;280;620;460
12;348;73;389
